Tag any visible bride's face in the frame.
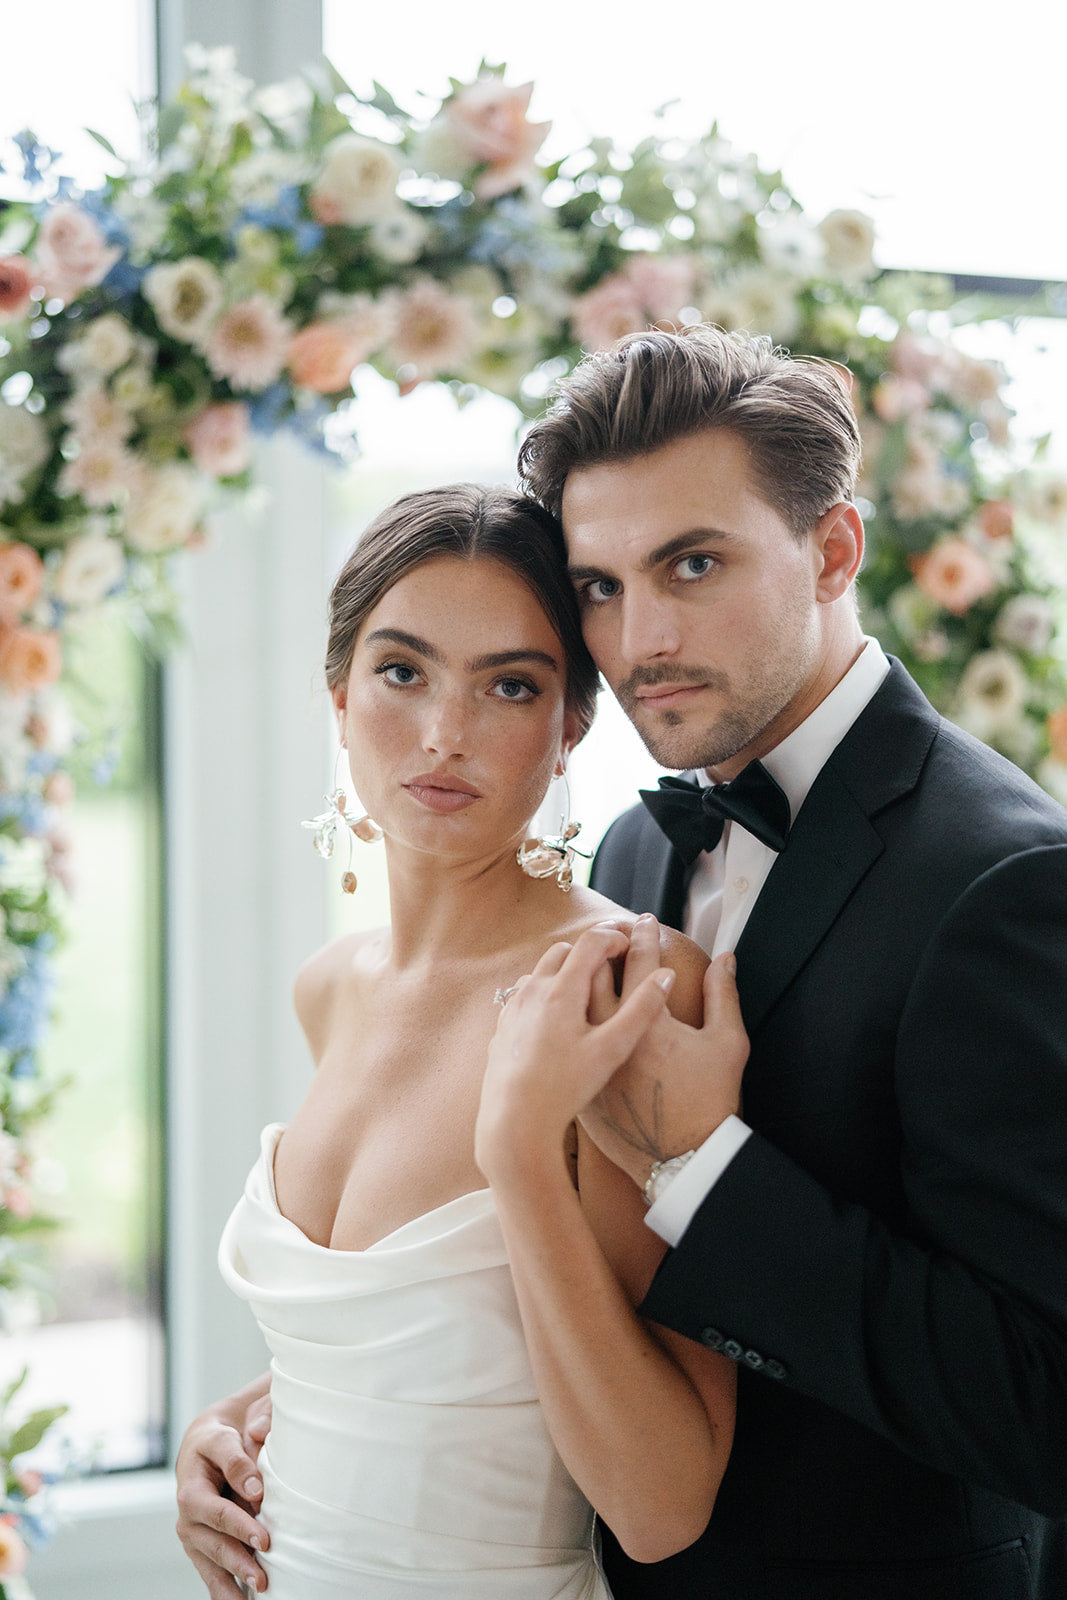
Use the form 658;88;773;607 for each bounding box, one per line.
333;555;576;860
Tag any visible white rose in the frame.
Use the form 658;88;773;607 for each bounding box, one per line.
0;404;50;506
52;530;126;607
818;209;876;279
124;463;201;553
954;649;1030;738
144;256;225;344
311;134;402;227
371;208;429;264
992;594;1055;655
758;213;826;277
731;267;801;341
75;313;138;376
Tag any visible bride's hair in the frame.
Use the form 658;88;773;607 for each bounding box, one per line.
325;484;600;740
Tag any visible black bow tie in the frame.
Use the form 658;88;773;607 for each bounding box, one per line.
639;762;792;864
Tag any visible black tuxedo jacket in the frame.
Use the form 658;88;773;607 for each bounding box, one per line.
590;661;1067;1600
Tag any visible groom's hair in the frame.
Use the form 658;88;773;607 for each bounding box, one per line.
518;324;861;539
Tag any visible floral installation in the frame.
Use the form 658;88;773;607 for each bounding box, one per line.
0;1367;65;1599
0;45;1064;1536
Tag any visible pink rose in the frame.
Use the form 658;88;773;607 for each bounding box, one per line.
910;538;997;616
36;203;120;301
570;276;646;352
16;1469;44;1498
0;542;44;622
622;254;696;321
388;280;477;381
44;769;75;807
0;625;63;693
2;1184;33;1220
184;402;252;477
0;1516;29;1577
0;255;36;321
444;80;550;200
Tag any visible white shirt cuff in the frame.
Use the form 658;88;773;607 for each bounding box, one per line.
645;1114;752;1246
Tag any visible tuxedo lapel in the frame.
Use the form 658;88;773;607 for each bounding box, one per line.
734;661;939;1035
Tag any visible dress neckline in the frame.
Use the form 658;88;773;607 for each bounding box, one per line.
263;1123;494;1256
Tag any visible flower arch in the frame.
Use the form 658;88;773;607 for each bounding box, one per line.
0;45;1065;1545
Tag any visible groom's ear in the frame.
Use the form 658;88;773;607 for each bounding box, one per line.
813;502;864;601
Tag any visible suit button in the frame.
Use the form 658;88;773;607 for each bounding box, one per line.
723;1339;743;1361
764;1358;787;1380
742;1349;764;1370
700;1327;725;1351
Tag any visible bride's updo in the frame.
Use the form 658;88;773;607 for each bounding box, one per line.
325;485;600;740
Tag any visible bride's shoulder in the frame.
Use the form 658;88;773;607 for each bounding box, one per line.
293;927;387;1062
559;888;708;1026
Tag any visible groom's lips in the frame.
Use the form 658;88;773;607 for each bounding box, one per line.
404;771;482;813
633;682;707;711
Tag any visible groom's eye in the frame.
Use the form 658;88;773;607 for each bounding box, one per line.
673;554;715;581
582;577;621;604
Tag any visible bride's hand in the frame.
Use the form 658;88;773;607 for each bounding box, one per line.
476;925;674;1185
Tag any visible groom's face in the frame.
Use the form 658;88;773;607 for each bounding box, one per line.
563;428;828;778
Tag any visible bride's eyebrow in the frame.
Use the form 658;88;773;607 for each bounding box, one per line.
363;627;442;662
467;649;559;673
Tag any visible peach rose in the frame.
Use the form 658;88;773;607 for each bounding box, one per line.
0;625;63;693
910;538;997;616
0;1516;29;1577
184;402;252;477
0;542;44;622
977;499;1014;541
1048;705;1067;764
0;254;36;321
37;202;120;300
287;320;372;393
444;80;550;199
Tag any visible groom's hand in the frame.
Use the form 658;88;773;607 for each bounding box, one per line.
580;914;749;1191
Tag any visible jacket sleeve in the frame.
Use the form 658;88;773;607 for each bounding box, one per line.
639;843;1067;1517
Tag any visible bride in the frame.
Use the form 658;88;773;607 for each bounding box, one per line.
183;483;737;1598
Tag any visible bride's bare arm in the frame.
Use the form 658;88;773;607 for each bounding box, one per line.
475;925;736;1563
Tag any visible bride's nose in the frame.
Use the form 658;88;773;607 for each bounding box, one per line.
420;690;473;759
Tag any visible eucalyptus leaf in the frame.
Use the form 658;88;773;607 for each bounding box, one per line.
7;1405;68;1460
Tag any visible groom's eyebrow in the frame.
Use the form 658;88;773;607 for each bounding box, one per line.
568;527;735;581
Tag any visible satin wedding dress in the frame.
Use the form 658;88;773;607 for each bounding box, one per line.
219;1124;611;1598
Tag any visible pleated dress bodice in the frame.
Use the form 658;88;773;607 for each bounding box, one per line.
219;1124;609;1598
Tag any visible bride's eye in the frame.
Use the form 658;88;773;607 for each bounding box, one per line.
491;677;537;702
376;661;421;687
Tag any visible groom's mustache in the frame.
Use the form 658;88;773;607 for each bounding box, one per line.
616;663;730;713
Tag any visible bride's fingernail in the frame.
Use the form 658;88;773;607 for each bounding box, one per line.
244;1475;262;1498
654;969;675;993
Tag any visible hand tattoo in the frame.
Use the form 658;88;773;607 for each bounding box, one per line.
594;1080;671;1163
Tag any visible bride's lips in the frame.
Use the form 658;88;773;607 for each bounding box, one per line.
404;772;482;813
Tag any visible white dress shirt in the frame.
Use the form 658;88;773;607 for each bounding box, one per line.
647;638;891;1245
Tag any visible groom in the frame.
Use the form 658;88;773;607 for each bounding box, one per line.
178;326;1067;1600
512;325;1067;1598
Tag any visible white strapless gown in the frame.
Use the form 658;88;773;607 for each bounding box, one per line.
219;1124;611;1599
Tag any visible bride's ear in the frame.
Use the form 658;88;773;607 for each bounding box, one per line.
331;685;347;740
559;709;581;767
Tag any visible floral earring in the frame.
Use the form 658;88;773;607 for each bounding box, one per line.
301;745;382;894
516;766;590;892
